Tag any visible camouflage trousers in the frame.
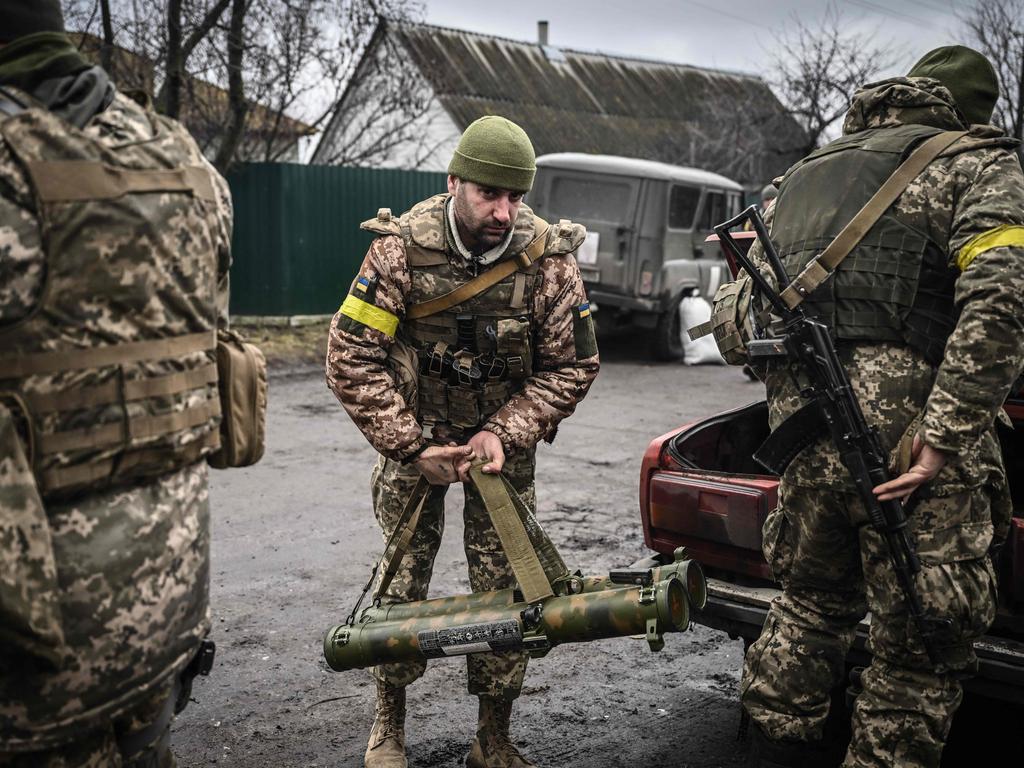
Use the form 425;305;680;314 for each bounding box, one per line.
0;681;176;768
741;481;997;768
369;447;536;699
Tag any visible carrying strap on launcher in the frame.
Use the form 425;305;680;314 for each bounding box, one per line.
469;462;570;604
349;458;570;625
779;130;967;310
405;220;550;321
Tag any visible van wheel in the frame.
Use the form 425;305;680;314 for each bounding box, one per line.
652;305;684;361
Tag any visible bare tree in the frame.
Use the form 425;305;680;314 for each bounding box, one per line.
769;6;898;155
65;1;424;171
962;0;1024;161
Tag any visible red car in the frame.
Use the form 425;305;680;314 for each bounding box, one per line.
636;384;1024;709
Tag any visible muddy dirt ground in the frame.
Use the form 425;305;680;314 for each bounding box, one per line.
169;329;761;767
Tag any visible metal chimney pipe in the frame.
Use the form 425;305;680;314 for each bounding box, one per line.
538;20;549;46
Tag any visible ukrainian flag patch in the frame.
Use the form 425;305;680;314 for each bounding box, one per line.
356;276;370;292
572;301;598;359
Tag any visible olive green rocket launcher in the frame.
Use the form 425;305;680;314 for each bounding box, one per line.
324;466;707;672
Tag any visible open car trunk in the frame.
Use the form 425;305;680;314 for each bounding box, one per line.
637;397;1024;703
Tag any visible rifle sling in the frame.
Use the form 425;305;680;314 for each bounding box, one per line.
780;130;967;311
405;221;550;320
753;399;827;475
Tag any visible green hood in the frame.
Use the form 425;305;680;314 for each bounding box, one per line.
0;32;90;91
842;76;968;135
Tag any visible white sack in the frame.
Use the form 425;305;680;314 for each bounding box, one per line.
679;295;725;366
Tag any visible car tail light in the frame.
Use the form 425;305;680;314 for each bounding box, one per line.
643;470;778;581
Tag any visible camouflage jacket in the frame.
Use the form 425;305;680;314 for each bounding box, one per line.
326;194;600;461
0;90;231;748
743;78;1024;509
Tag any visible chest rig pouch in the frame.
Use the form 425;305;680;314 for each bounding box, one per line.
386;198;551;433
404;249;540;430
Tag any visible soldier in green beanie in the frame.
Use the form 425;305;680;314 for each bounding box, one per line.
327;116;599;768
725;43;1024;768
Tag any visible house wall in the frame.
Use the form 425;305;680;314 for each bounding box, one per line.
311;29;462;170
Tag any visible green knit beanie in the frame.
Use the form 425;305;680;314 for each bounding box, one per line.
0;0;65;43
907;45;1000;125
448;116;536;193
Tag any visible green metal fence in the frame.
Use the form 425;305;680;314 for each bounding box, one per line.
227;163;448;316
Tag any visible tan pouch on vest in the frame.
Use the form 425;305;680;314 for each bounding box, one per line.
690;276;760;365
0;400;66;667
208;329;267;469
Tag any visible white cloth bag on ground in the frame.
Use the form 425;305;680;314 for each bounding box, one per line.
679;294;725;365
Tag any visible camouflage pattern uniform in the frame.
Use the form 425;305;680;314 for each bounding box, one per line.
326;194;599;697
0;84;232;765
736;77;1024;767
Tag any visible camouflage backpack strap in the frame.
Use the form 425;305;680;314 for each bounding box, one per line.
779;129;967;310
405;218;551;321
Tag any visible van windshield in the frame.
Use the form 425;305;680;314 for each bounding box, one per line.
548;176;635;223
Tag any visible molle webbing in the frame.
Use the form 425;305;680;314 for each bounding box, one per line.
405;221;550;320
0;331;215;378
39;428;220;492
37;400;220;454
779;129;966;310
24;363;218;412
26;161;217;202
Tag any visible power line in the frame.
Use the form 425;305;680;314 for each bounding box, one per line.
678;0;762;28
843;0;939;28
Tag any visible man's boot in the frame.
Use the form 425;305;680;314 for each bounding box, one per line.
364;682;407;768
466;696;536;768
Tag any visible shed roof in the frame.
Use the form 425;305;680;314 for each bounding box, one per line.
536;153;743;189
386;20;805;186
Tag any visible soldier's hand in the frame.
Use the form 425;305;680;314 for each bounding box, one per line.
457;430;505;482
414;445;473;486
873;436;947;502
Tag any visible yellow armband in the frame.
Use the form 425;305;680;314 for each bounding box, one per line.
957;225;1024;271
339;294;399;337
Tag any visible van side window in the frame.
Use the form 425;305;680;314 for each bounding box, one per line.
700;192;726;230
550;177;634;223
668;185;700;229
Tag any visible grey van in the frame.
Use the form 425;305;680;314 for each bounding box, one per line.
529;153;743;360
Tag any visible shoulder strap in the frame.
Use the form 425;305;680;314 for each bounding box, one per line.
372;475;434;603
405;220;550;321
779;130;967;310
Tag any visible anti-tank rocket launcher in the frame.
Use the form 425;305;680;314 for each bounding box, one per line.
324;466;707;673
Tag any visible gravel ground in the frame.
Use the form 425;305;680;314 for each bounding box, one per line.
169;332;768;767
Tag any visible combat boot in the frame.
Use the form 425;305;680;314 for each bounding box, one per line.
466;696;536;768
364;682;407;768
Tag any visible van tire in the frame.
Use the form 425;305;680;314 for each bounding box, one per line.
652;305;684;361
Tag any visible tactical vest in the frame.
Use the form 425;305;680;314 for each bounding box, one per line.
362;195;583;435
772;124;958;364
0;94;223;498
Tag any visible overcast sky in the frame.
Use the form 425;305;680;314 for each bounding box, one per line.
421;0;975;77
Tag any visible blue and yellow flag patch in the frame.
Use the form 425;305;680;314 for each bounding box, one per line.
355;276;371;293
578;302;591;318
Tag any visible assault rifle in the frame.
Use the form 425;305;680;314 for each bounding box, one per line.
715;205;955;666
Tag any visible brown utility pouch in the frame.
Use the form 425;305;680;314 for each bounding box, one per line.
208;329;267;469
692;276;759;365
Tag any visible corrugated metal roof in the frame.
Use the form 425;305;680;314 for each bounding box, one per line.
388;20;806;186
